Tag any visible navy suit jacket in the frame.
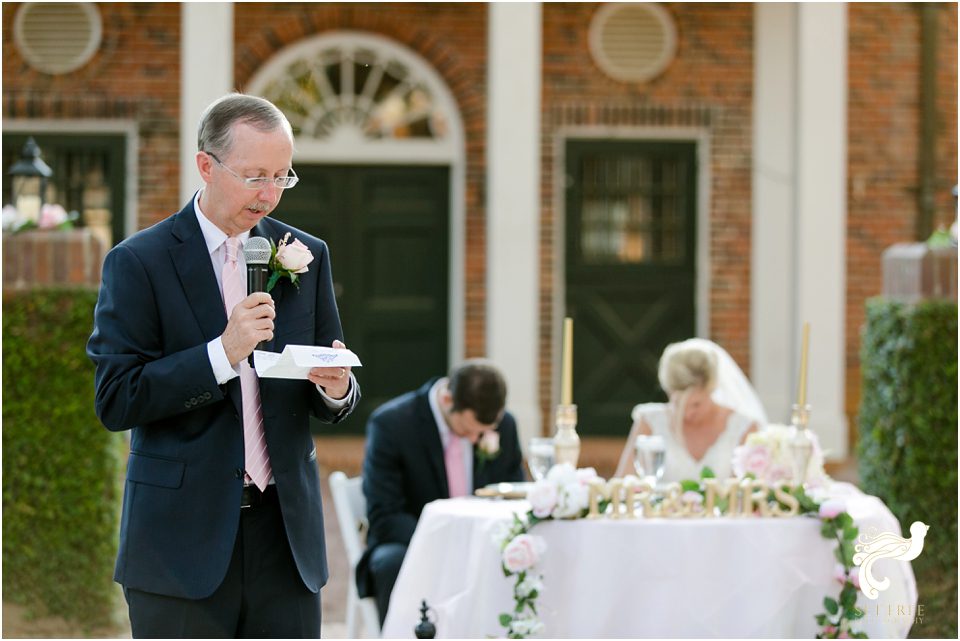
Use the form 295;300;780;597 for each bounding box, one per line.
356;378;524;597
87;199;358;599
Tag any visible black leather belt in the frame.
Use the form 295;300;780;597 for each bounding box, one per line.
241;484;277;509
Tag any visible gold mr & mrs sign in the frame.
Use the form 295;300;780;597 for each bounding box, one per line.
585;477;801;519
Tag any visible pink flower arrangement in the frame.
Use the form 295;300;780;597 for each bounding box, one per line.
731;424;828;485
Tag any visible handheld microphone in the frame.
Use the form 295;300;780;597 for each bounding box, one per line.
243;236;273;365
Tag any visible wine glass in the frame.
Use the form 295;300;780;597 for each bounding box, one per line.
527;437;555;482
634;434;666;488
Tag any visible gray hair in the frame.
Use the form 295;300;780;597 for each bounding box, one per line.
657;339;719;394
197;93;293;157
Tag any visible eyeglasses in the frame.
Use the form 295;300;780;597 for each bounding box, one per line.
206;152;299;190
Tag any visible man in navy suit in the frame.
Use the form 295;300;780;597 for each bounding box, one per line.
87;94;359;637
356;360;525;624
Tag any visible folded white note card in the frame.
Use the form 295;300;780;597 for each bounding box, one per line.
254;345;363;380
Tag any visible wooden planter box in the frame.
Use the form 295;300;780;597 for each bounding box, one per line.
3;228;106;292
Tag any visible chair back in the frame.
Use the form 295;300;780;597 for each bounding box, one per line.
329;471;368;567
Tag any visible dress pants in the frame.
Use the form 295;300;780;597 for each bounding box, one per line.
124;487;321;638
369;542;407;626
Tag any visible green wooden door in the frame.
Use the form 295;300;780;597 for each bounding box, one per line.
565;140;697;436
276;165;449;433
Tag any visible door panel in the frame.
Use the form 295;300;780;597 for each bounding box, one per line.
274;165;449;433
566;140;697;436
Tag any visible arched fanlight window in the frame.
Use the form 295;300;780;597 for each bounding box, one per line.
248;33;453;147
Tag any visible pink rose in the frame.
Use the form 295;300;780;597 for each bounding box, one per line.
276;236;314;273
743;445;771;476
479;430;500;455
822;625;837;635
819;499;846;519
502;534;545;573
526;481;559;518
38;204;68;229
833;563;848;584
838;632;851;639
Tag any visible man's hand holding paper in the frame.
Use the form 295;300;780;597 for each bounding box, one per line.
254;339;362;400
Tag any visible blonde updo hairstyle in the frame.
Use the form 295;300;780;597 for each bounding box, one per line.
657;340;720;442
658;340;719;395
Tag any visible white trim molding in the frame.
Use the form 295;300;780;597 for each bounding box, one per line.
487;3;543;450
752;3;849;459
180;3;234;203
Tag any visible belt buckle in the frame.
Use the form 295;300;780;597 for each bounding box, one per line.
241;485;257;509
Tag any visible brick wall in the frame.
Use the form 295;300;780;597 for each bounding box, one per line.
233;2;490;358
2;3;182;231
2;229;106;291
540;3;755;432
846;3;958;423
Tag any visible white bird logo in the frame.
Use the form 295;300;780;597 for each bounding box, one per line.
853;521;929;600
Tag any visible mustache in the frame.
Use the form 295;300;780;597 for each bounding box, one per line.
246;202;272;212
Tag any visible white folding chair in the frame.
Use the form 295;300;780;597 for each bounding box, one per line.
328;471;381;638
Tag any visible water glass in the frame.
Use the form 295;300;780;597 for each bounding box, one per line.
634;434;666;487
527;437;555;482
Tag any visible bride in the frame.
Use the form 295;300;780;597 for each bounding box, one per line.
614;338;768;481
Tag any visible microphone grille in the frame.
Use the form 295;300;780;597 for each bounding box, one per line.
243;236;272;265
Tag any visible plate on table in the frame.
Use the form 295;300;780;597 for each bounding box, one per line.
474;482;533;499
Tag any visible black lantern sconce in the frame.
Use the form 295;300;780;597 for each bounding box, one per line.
7;137;53;223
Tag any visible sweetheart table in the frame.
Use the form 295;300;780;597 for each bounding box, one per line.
381;482;917;638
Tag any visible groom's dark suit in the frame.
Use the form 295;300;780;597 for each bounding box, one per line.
356;378;524;617
87;199;356;604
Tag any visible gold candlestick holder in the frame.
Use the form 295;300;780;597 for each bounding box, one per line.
788;403;814;488
553;404;581;468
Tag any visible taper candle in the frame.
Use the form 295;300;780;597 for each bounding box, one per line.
561;317;573;405
797;322;810;407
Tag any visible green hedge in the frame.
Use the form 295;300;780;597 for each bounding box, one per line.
858;298;957;638
2;290;125;631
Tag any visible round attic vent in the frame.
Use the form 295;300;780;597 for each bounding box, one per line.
589;3;677;83
14;2;102;75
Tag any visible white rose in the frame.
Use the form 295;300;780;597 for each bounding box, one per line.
509;617;544;637
516;575;544;599
479;430;500;455
553;482;589;519
502;534;546;573
546;462;577;486
491;519;514;548
575;467;599;485
276;237;314;273
526;481;559;518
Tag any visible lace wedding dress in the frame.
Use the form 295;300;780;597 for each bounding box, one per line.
621;403;756;481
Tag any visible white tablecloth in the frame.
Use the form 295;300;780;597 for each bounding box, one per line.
381;482;917;638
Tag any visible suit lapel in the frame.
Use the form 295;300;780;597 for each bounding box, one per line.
415;383;449;496
170;203;228;342
169;202;241;419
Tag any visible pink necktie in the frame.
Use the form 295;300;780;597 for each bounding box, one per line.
444;435;467;498
223;237;272;491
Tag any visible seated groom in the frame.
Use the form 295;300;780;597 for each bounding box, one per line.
357;359;525;624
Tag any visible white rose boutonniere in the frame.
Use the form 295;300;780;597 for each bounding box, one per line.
476;430;501;470
267;232;314;292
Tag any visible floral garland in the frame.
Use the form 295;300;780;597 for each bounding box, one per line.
493;458;866;639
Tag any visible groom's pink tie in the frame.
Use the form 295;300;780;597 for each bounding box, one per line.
444;435;467;498
223;237;272;491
